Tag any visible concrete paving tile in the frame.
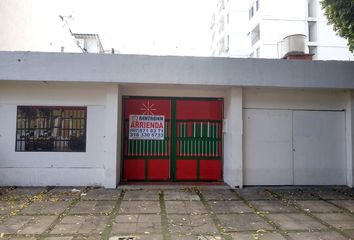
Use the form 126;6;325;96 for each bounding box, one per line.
0;187;10;196
209;201;253;214
119;201;161;214
73;235;101;240
249;200;298;213
316;189;351;200
20;201;70;215
50;215;107;234
82;188;120;200
217;213;273;232
47;187;83;201
3;237;37;240
0;215;56;234
0;200;27;215
124;190;160;201
171;234;224;240
270;189;319;200
229;232;285;240
339;189;354;199
132;234;164;240
69;201;115;214
199;189;239;201
164;189;200;201
165;201;207;214
330;200;354;212
168;214;218;234
43;237;74;240
112;214;162;234
314;213;354;230
110;234;164;240
0;187;45;201
267;213;327;231
288;231;348;240
235;189;275;201
296;200;343;213
170;234;197;240
344;229;354;238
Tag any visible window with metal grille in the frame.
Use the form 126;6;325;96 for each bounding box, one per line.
15;106;87;152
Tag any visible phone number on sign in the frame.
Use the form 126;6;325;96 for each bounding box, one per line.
129;132;164;138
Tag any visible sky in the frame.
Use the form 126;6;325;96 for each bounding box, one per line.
52;0;217;56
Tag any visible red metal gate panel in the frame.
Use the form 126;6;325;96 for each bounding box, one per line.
175;99;223;181
123;98;171;181
122;97;223;182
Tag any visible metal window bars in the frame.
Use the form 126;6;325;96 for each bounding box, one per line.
15;106;87;152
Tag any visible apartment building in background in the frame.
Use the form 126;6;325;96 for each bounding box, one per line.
211;0;353;60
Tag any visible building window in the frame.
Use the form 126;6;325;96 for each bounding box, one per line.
308;21;317;42
226;35;230;51
251;24;260;45
309;46;317;58
256;47;260;57
16;106;87;152
249;7;254;19
256;0;259;11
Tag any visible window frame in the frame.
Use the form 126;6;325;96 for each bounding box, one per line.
15;106;87;152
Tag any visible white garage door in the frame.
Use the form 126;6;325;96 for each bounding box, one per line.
244;109;293;185
244;109;346;186
293;111;346;185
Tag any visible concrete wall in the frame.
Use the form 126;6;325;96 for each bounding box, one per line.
0;82;119;187
0;52;354;188
1;81;354;188
223;87;243;188
345;91;354;187
243;88;347;110
0;52;354;89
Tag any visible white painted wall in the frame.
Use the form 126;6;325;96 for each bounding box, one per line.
223;87;243;188
120;85;227;98
345;91;354;187
243;88;347;110
0;82;119;187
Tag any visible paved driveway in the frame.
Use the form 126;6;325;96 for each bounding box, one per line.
1;186;354;239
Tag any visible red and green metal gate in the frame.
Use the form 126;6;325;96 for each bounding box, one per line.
122;97;223;181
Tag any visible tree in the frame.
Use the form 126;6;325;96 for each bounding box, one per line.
321;0;354;52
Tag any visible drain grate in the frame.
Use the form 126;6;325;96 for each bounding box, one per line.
109;236;136;240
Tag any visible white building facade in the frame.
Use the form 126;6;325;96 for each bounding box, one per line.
0;52;354;189
211;0;353;60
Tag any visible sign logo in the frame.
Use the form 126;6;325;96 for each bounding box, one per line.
140;100;156;115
